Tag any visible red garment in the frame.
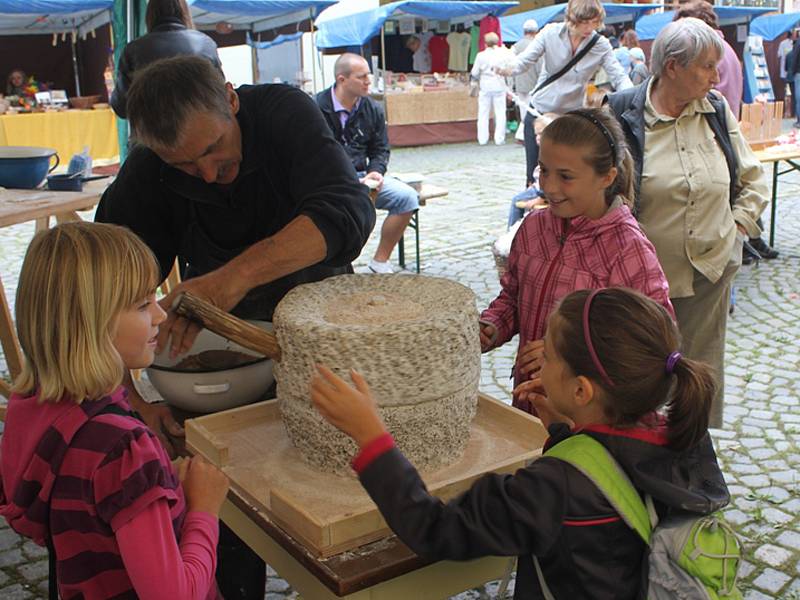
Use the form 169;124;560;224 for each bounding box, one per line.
480;201;674;397
0;387;221;600
478;15;502;52
428;35;450;73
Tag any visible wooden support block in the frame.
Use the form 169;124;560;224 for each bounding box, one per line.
0;276;22;380
35;216;49;232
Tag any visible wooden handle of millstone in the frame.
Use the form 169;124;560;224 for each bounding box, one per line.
171;292;282;361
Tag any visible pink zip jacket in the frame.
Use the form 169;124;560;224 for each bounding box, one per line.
481;199;673;410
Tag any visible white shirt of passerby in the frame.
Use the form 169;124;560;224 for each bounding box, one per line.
413;32;433;73
471;46;513;94
506;22;632;114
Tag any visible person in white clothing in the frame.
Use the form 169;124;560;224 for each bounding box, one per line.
471;32;511;145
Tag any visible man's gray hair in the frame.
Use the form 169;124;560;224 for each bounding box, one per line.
334;53;368;79
650;17;723;78
127;55;231;151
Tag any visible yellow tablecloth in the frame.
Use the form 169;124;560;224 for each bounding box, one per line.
0;108;119;165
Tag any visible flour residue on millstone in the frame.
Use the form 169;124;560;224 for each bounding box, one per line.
323;292;424;325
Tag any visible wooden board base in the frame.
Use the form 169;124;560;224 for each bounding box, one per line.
186;394;546;558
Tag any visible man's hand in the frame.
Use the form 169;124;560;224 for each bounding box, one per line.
310;365;387;448
517;338;545;380
157;267;249;359
361;171;384;193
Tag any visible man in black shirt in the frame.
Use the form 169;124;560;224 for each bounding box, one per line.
96;56;374;426
317;53;419;273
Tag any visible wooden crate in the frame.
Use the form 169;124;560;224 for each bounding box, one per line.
186;394;547;558
740;101;783;150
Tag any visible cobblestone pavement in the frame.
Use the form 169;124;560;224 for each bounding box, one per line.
1;137;799;599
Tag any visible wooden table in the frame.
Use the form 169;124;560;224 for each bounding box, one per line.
0;179;109;398
753;145;800;247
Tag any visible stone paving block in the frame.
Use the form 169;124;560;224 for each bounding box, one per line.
776;530;800;551
0;570;8;586
743;591;773;600
752;567;791;594
739;474;772;488
18;560;48;582
722;509;751;526
754;544;793;567
0;584;34;600
265;578;291;593
0;549;25;568
21;541;47;560
737;560;757;579
0;528;21;552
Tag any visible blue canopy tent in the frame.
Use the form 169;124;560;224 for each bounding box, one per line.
750;12;800;42
189;0;336;34
314;1;518;49
501;3;662;43
636;6;773;41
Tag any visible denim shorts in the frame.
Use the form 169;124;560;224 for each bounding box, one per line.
360;173;420;215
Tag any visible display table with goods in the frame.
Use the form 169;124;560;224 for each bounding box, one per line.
752;129;800;248
380;72;479;146
0;107;119;165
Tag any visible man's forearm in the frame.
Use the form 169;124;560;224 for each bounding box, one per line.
223;215;328;295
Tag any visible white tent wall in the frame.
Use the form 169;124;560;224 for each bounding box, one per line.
258;38;302;84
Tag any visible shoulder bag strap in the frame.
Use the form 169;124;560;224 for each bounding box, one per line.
703;92;737;209
532;32;600;96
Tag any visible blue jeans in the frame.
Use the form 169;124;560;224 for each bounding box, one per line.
360;173;419;214
794;73;800;123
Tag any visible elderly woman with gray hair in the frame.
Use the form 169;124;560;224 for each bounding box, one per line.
606;17;768;427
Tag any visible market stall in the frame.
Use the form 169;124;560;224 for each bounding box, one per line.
315;0;518;146
635;6;772;42
188;0;336;89
0;0;120;163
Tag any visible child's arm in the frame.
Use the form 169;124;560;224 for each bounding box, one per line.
117;500;219;600
312;367;567;560
480;236;523;349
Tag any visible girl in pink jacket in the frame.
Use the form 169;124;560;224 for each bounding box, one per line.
480;108;673;414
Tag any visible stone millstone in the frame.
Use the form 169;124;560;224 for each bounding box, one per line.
273;274;481;474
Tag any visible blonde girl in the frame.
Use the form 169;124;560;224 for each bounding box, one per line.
0;222;228;600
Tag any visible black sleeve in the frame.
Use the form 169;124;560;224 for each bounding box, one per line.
365;103;390;176
94;149;180;283
359;448;567;561
110;49;133;119
266;87;375;265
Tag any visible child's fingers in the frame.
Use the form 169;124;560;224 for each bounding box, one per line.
316;364;352;393
350;370;370;395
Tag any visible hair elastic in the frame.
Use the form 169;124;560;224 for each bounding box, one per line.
665;351;682;375
582;289;615;388
568;110;617;159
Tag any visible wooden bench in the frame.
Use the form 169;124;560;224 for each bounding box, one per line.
396;181;449;273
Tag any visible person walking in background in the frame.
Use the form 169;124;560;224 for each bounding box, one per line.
471;32;512;145
499;0;632;186
111;0;220;119
629;47;649;85
787;34;800;127
620;29;640;49
512;20;541;142
778;30;796;109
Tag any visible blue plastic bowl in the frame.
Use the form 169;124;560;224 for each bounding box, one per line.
0;147;59;189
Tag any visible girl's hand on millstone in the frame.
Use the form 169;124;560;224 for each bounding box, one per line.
311;365;388;448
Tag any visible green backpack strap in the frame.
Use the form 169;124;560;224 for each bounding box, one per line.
544;434;652;545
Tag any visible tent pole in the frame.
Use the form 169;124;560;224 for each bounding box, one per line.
71;32;82;96
309;8;318;94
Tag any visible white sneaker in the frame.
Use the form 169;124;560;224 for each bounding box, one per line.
368;259;395;274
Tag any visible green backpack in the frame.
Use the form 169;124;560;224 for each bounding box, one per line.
536;434;742;600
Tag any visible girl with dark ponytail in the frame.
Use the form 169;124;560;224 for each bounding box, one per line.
308;286;730;599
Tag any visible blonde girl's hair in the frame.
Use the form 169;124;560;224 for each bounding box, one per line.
13;222;160;403
551;288;713;451
540;107;635;206
566;0;605;26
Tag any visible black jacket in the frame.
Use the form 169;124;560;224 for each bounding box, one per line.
359;422;729;600
96;84;375;321
111;18;221;118
316;86;390;175
605;79;737;215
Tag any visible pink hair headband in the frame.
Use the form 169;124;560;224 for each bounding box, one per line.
582;289;615;388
